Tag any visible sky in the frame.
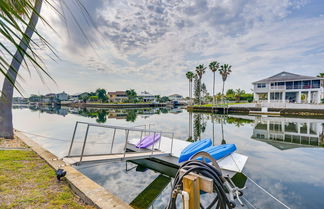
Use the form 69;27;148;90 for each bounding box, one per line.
4;0;324;97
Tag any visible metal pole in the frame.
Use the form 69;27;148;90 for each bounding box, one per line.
151;132;156;155
158;132;162;150
123;129;130;159
110;128;116;154
68;121;79;157
171;132;174;155
79;124;90;163
140;130;143;140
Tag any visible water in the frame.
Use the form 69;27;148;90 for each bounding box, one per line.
12;106;324;209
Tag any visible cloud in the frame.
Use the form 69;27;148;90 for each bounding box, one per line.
8;0;324;96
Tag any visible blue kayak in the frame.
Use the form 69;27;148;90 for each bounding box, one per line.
196;144;236;163
178;138;212;163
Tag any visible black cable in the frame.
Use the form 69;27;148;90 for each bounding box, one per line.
167;160;234;209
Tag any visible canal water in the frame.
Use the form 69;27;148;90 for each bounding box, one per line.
12;106;324;209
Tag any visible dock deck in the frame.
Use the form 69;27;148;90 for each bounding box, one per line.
64;151;169;165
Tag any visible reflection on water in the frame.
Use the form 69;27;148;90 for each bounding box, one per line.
12;106;324;209
251;117;324;149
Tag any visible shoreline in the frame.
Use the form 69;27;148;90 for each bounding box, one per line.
187;105;324;117
60;102;168;109
14;130;132;209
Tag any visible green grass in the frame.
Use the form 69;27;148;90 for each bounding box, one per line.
0;150;94;209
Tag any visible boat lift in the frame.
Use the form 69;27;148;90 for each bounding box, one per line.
63;121;174;165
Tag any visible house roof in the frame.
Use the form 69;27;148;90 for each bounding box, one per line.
169;94;182;97
108;91;126;95
252;71;322;83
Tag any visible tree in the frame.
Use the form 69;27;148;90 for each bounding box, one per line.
201;83;207;102
126;89;137;103
209;61;220;106
195;64;206;104
126;109;137;122
186;71;194;105
0;0;45;138
317;73;324;78
193;75;200;104
158;96;169;103
219;64;232;104
95;89;107;103
234;89;245;102
96;110;108;123
226;89;235;96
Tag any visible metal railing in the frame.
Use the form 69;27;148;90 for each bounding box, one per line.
67;121;174;164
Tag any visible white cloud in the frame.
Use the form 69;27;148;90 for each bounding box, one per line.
5;0;323;97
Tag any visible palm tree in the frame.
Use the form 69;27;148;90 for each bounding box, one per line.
317;73;324;78
234;88;245;102
0;0;44;138
186;71;194;105
219;64;232;104
195;64;206;104
209;61;220;106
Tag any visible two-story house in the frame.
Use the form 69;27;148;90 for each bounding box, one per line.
108;91;127;103
253;72;323;104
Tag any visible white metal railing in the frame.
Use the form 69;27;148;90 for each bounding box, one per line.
67;121;174;164
270;86;285;90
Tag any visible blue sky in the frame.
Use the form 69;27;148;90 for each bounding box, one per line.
7;0;324;97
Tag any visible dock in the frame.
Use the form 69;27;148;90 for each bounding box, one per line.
63;121;248;174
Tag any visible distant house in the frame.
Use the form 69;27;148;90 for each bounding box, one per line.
253;71;324;104
168;94;183;101
56;91;69;101
138;91;155;102
13;97;28;104
44;93;56;103
108;91;127;103
70;92;89;101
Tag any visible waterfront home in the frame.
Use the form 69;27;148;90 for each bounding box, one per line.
13;97;29;104
108;91;127;103
56;91;69;101
138;91;156;102
253;72;323;104
168;94;183;101
251;117;323;149
70;92;89;101
44;93;56;104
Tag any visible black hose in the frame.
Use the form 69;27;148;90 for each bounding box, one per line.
167;160;234;209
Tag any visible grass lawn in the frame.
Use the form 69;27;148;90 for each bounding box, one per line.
0;138;95;209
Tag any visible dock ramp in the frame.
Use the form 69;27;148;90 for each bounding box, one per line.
63;122;174;165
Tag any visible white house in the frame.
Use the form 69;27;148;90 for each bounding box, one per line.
253;72;323;104
168;94;183;101
138;91;155;102
56;91;69;101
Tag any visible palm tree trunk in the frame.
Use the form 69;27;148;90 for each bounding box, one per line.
221;118;226;144
199;79;202;105
190;80;193;105
222;81;225;104
0;0;43;138
212;71;215;106
188;80;191;105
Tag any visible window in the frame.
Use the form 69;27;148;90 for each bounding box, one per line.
311;80;320;88
286;81;293;89
270;92;282;100
257;83;266;88
302;80;310;89
293;81;301;89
